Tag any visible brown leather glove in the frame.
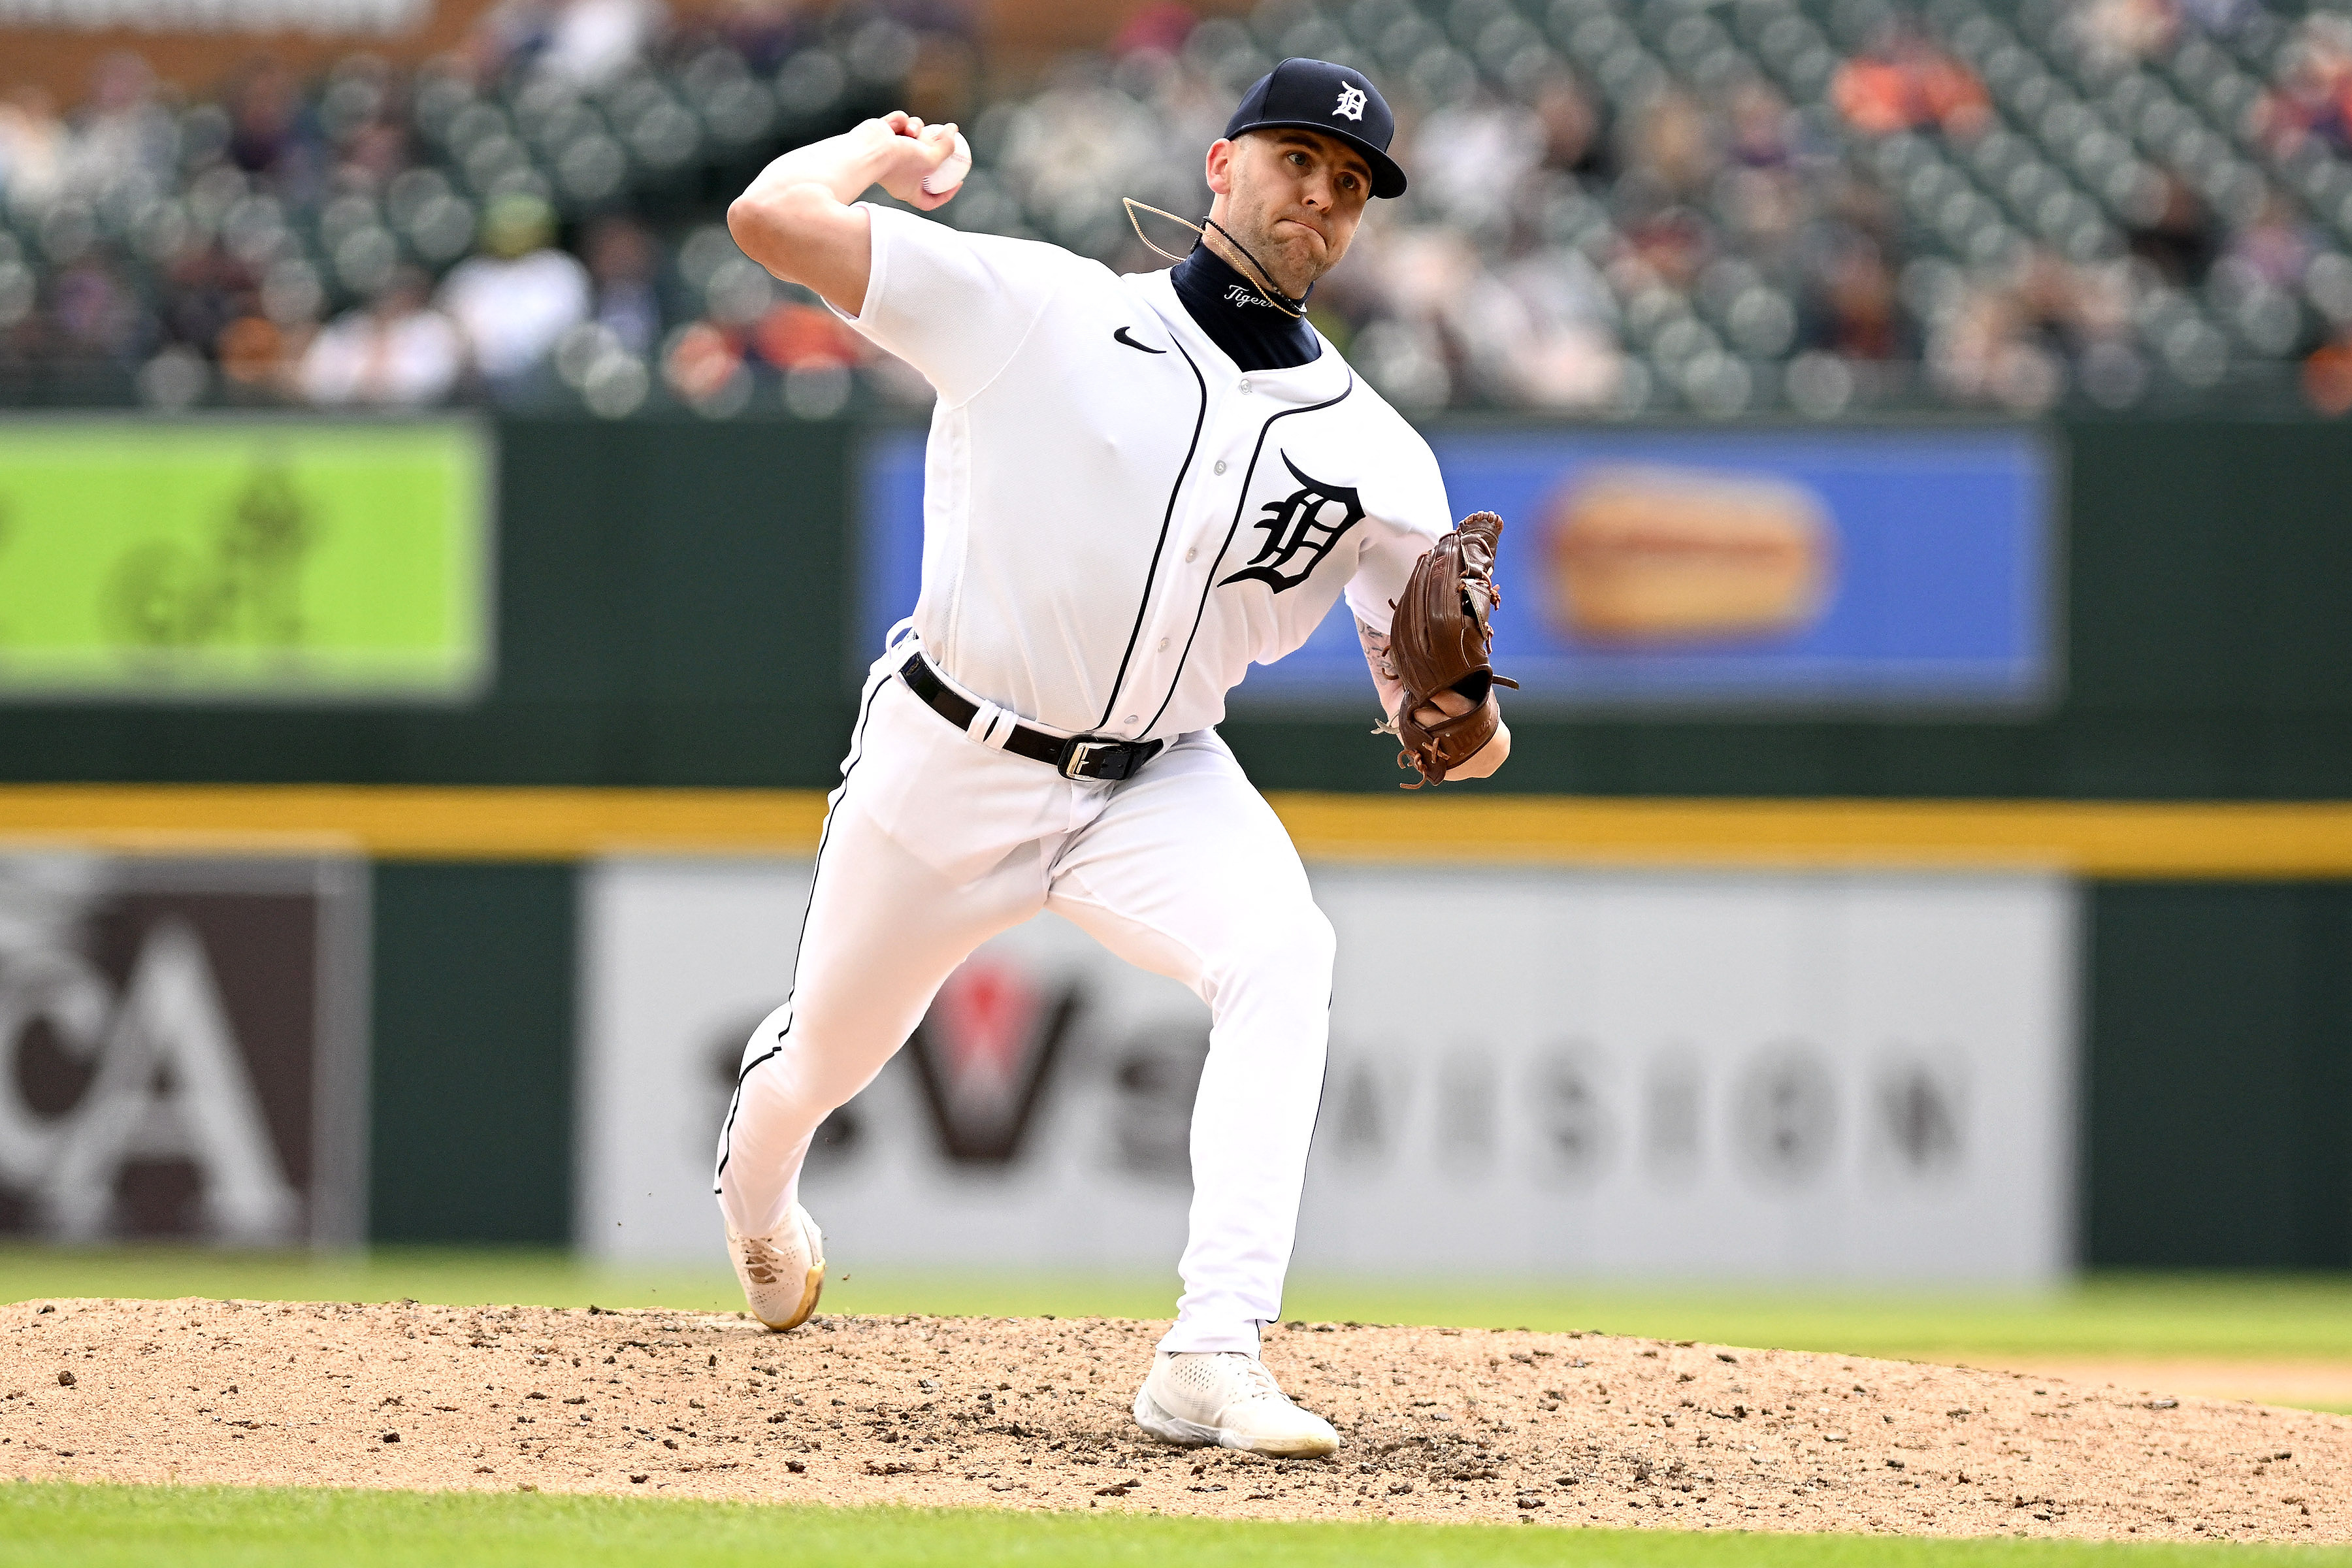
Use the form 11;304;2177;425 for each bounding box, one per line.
1388;510;1518;789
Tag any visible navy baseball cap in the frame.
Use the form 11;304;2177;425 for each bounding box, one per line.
1225;58;1407;199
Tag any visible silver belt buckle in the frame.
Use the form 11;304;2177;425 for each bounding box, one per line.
1059;739;1118;780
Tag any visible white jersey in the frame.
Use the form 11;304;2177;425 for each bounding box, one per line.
837;203;1454;742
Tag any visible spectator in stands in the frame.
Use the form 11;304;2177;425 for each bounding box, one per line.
63;54;174;201
1531;71;1610;182
2010;248;2100;363
1822;168;1901;257
1801;237;1908;362
50;253;148;369
749;290;860;374
0;0;2348;417
1725;78;1793;171
1618;88;1716;205
1831;27;1989;139
586;214;662;357
1927;281;2062;412
1413;94;1541;233
227;59;321;193
993;62;1169;237
301;265;464;407
2304;324;2352;416
337;109;414;191
2081;0;2181;64
0;86;67;213
1358;225;1480;408
1492;237;1624;409
470;0;662;87
2070;261;2145;390
2128;169;2219;285
715;0;810;73
1622;204;1713;293
662;319;745;408
437;193;589;397
2259;14;2352;157
216;312;295;401
904;27;981;127
155;240;257;361
470;0;574;83
1109;1;1195;58
2223;191;2315;292
1715;110;1805;270
541;0;664;85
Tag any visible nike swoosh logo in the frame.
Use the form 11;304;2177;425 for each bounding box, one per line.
1113;326;1166;354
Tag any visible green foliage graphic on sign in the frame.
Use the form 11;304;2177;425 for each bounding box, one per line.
0;421;490;699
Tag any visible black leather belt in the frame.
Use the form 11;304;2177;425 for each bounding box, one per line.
899;653;1165;782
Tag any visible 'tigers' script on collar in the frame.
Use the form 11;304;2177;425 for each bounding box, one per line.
1168;246;1322;374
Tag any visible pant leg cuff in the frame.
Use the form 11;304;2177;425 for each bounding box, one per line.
1156;1319;1262;1356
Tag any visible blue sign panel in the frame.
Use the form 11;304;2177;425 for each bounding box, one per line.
861;427;930;666
859;426;2055;711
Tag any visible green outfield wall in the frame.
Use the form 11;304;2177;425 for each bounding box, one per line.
369;863;576;1247
1;413;2346;1267
0;414;2346;798
2084;882;2352;1270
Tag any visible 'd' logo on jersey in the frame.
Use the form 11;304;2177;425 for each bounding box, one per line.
1219;453;1365;595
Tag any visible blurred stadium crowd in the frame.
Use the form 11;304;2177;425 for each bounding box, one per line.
5;0;2352;416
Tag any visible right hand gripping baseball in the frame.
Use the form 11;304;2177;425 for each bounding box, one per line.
868;112;964;212
1388;510;1518;789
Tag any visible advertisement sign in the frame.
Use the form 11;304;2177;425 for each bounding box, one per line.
0;854;369;1246
860;427;2053;711
579;859;2074;1283
0;420;492;701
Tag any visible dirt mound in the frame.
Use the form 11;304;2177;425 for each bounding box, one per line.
4;1298;2347;1542
1995;1360;2352;1413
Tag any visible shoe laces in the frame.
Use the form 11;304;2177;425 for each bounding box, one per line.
737;1233;789;1286
1217;1353;1290;1409
738;1241;785;1288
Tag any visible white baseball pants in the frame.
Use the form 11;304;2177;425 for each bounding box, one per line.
715;640;1333;1355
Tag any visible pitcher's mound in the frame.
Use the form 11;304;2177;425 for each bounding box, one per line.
5;1298;2346;1541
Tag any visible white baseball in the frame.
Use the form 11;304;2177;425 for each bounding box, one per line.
921;129;972;196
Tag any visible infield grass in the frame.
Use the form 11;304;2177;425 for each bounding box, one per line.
5;1247;2350;1364
3;1483;2347;1568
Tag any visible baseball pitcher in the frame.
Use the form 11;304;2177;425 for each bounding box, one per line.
719;58;1512;1459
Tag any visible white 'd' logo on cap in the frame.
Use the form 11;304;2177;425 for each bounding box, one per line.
1333;84;1367;120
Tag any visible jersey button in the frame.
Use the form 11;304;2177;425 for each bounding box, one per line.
1125;715;1139;726
1157;638;1169;651
1184;547;1196;562
1239;380;1252;394
1213;460;1226;475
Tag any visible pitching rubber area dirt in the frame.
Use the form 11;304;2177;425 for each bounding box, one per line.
4;1298;2348;1543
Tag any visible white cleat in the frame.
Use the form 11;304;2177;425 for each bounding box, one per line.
729;1204;826;1331
1132;1350;1339;1459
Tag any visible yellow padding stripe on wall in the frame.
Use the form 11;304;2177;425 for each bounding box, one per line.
1274;794;2352;877
3;785;2352;876
0;786;830;861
